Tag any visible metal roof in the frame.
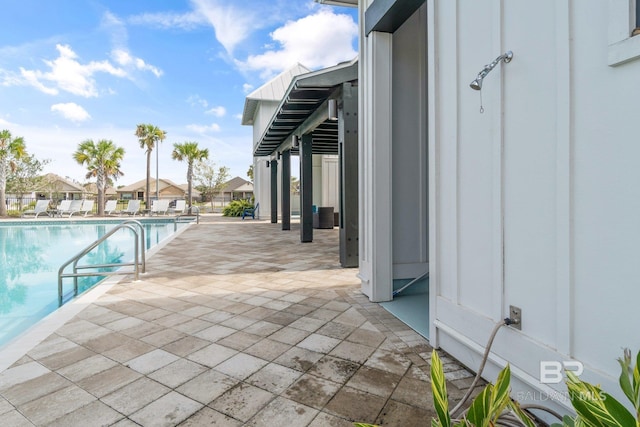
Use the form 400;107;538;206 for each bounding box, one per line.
254;58;358;157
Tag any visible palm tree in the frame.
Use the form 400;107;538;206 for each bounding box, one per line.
0;130;27;217
172;141;209;213
135;124;166;209
73;139;125;216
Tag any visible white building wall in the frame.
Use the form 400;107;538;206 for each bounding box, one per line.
427;0;640;411
321;155;340;210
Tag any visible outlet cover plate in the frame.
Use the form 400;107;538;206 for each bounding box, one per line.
509;305;522;330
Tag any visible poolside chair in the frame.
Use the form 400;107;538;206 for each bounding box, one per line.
54;200;71;217
241;202;259;220
22;199;52;218
61;200;83;217
149;199;170;216
168;199;187;215
104;200;118;215
120;200;141;216
75;200;94;217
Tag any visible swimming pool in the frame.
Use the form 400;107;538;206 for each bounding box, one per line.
0;219;190;349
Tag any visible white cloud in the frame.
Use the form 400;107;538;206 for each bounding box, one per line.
112;49;163;77
51;103;91;122
190;0;257;54
186;123;221;133
238;9;357;79
128;10;205;30
19;44;127;97
187;95;208;108
242;83;254;94
205;106;226;117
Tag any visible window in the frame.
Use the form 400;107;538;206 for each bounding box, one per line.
607;0;640;66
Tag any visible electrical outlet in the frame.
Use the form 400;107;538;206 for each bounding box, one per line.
509;305;522;330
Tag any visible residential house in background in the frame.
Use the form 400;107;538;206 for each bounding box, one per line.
115;178;197;203
218;176;254;203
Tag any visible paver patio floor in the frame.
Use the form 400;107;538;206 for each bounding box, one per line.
0;215;476;426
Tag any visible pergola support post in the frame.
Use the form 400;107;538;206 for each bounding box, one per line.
300;134;313;243
281;150;291;231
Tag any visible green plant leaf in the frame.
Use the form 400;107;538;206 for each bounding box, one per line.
507;399;537;427
617;349;634;407
566;371;635;427
633;350;640;411
490;364;512;419
465;385;492;427
431;351;451;427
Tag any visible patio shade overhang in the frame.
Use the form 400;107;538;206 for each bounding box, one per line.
253;58;358;158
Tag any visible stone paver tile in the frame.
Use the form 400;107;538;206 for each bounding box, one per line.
297;333;341;354
214;353;268;380
263;311;299;326
329;341;376;364
180;305;215;318
364;348;412;376
375;399;436;427
148;358;208;389
216;331;263;351
244;338;291;361
308;411;354;427
391;376;432;409
111;420;140;427
324;386;386;425
199;310;235;324
246;363;303;394
332;308;367;327
245;396;318;426
103;339;156;364
220;302;254;315
46;399;123;427
307;308;341;322
84;332;138;354
186;343;237;368
25;335;76;360
0;361;49;392
274;346;324;373
316;322;357;340
101;377;170;416
120;321;165;340
17;385;96;426
172;318;213;334
283;373;342;409
279;293;308;303
261;299;292;311
0;396;13;415
1;371;70;407
153;312;192;328
104;316;146;332
177;407;242;426
135;307;173;321
242;320;282;337
307;355;359;384
55;320;112;343
300;297;329;308
346;366;402;398
140;328;187;347
0;409;33;427
77;365;142;398
56;354;117;382
126;349;180;375
194;325;236;342
210;383;275;422
36;345;96;371
285;304;316;317
322;301;352;312
220;315;258;330
269;326;311;345
130;391;203;427
288;317;327;333
242;306;279;320
176;369;238;405
162;336;211;358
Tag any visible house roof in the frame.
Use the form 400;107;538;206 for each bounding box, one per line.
233;182;254;193
252;58;358;157
116;178;183;192
241;64;312;126
43;173;85;192
222;177;253;192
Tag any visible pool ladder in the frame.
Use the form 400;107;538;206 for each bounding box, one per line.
57;220;146;306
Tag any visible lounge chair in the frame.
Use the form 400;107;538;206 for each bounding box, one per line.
149;199;170;216
75;200;94;217
241;202;259;220
52;200;71;217
120;200;141;216
61;200;83;217
22;199;52;218
104;200;118;215
168;200;186;215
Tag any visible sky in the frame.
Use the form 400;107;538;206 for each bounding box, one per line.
0;0;358;187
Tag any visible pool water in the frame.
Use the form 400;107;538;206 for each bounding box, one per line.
0;220;188;349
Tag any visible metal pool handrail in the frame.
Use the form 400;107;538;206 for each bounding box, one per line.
57;220;146;306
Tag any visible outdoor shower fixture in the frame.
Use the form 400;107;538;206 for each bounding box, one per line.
470;50;513;112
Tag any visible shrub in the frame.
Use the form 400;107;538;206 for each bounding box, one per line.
222;200;253;217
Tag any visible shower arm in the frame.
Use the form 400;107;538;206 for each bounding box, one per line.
475;51;513;82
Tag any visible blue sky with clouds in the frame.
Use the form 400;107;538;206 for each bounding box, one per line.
0;0;358;185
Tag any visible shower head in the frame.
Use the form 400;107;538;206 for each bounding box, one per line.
469;51;513;90
470;78;483;91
